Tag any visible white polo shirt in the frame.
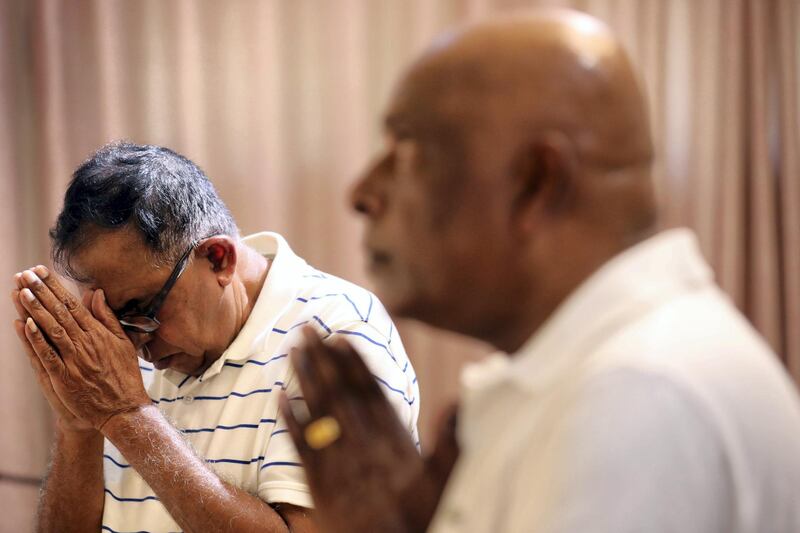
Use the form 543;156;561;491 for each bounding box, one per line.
101;232;420;533
430;229;800;533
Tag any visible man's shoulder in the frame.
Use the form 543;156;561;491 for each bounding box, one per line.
290;269;390;331
593;284;775;378
571;286;800;470
583;285;793;413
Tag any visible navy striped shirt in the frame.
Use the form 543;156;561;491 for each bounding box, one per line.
102;232;420;533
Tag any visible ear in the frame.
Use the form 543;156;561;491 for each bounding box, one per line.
511;131;578;235
195;235;238;287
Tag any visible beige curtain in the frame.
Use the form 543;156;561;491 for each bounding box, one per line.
1;0;798;529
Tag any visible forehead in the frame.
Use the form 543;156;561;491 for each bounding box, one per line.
67;229;167;308
387;57;463;132
388;59;495;162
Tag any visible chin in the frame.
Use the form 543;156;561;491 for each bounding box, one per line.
368;266;410;311
165;354;206;376
374;285;429;322
371;279;410;316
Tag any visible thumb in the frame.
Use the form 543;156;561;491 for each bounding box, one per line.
81;289;93;309
91;289;127;339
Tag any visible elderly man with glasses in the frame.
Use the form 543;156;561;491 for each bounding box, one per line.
10;141;420;533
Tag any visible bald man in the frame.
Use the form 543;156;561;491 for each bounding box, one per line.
280;9;800;533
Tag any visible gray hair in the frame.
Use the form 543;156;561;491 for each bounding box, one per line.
50;141;239;279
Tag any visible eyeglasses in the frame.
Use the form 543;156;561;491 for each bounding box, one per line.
116;242;196;334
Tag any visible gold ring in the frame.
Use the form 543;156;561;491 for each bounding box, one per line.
304;415;341;450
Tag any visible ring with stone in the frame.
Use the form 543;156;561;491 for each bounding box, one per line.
304;415;341;450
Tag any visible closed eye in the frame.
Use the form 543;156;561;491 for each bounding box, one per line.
115;298;143;317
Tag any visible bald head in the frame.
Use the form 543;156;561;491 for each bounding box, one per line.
392;8;653;171
351;9;658;350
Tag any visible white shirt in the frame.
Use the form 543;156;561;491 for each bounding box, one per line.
430;229;800;533
102;232;420;533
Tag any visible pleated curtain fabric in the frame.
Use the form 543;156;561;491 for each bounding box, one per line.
0;0;797;529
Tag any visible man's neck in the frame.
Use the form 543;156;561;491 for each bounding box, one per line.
489;227;656;355
232;244;271;333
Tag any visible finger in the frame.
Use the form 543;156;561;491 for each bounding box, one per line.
15;320;59;394
32;265;95;331
13;319;45;373
304;334;389;438
289;346;329;419
304;327;354;395
81;289;93;309
279;392;314;461
20;269;82;339
325;338;395;428
11;289;30;321
328;339;418;444
328;337;385;400
90;289;128;339
19;288;76;357
297;327;352;414
24;316;65;376
13;273;29;318
15;320;82;423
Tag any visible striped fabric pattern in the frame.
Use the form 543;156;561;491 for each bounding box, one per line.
101;232;419;533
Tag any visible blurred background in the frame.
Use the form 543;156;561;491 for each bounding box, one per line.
0;0;798;529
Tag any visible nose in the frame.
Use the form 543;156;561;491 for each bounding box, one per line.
350;157;387;218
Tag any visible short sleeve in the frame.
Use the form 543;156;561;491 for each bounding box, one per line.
256;365;313;508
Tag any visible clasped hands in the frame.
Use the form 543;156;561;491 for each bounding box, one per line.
10;266;151;433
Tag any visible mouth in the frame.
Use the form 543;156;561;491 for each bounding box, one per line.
141;345;179;370
153;354;176;370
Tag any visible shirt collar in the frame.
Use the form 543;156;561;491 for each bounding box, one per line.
461;228;714;396
163;232;307;384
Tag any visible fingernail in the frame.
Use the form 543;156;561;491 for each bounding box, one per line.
22;270;37;284
98;289;106;302
22;288;36;302
33;265;49;279
26;317;37;333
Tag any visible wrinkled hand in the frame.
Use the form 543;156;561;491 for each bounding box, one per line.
11;272;94;433
11;266;151;432
280;327;459;533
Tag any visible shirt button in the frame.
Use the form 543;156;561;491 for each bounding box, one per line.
183;395;194;404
